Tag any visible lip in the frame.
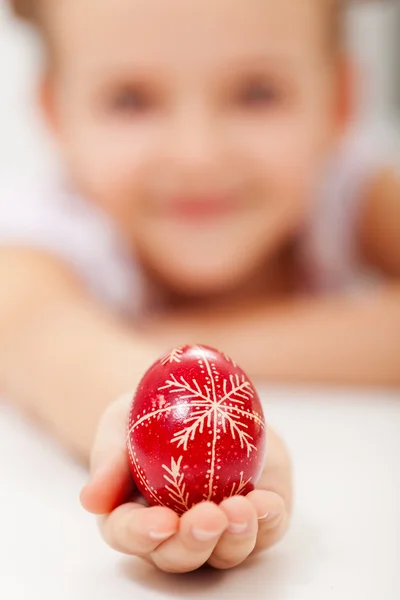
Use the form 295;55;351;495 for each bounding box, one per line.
165;196;240;222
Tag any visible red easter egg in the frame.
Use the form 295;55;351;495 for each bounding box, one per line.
126;345;267;515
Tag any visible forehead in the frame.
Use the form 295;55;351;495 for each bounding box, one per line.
48;0;328;72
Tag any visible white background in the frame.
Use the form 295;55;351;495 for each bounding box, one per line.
0;4;399;600
2;387;400;600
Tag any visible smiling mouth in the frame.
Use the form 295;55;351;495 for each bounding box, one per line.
165;196;242;222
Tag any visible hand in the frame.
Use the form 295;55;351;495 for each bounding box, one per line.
80;393;292;573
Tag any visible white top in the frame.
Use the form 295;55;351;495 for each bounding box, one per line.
0;175;144;317
0;128;397;315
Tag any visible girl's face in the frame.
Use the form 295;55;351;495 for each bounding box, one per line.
45;0;350;296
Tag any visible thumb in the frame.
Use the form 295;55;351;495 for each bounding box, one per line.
80;392;135;515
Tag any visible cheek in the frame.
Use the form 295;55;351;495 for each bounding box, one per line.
61;121;150;222
238;113;331;209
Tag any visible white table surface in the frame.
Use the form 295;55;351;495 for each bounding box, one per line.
1;386;400;600
0;7;399;600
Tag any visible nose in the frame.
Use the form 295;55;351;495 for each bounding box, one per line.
164;104;226;185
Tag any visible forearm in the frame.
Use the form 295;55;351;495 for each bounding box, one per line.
0;249;160;463
147;285;400;388
239;286;400;387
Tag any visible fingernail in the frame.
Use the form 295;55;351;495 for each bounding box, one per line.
258;512;269;521
228;521;248;534
192;527;224;542
148;530;175;541
258;512;280;521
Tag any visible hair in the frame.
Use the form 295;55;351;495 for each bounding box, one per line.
11;0;347;55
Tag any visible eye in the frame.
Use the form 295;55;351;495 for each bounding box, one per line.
107;85;155;114
236;79;283;109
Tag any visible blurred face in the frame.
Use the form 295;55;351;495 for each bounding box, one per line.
44;0;347;296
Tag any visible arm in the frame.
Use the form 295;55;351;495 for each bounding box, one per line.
0;251;292;571
145;286;400;387
144;168;400;388
0;247;161;463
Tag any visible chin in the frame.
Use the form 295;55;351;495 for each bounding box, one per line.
150;257;253;299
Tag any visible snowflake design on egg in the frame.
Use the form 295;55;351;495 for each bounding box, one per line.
158;347;265;503
159;373;260;456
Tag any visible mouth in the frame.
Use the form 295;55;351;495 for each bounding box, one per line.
164;195;242;223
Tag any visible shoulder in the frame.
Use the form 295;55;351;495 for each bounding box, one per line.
326;121;400;279
299;124;399;293
347;119;400;276
0;174;111;265
0;173;141;314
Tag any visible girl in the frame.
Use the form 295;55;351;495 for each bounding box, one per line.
1;0;399;573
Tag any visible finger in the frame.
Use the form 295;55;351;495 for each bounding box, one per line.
246;490;289;553
207;495;258;570
98;503;180;556
259;426;293;515
151;502;229;573
80;392;134;515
